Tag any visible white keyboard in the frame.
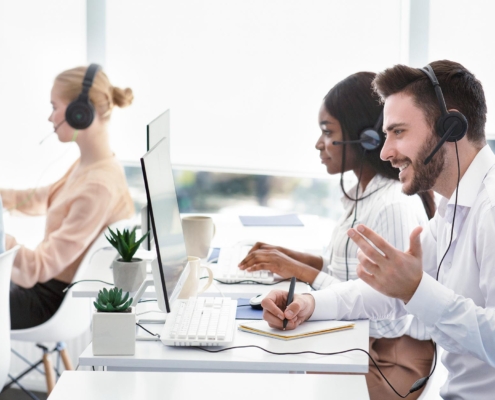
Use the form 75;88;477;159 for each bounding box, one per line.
216;245;274;283
160;297;237;346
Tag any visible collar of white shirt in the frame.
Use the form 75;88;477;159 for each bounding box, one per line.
437;145;495;219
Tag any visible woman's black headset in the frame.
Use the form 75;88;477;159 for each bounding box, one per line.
65;63;101;130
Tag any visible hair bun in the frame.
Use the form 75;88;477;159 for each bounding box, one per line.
112;86;134;108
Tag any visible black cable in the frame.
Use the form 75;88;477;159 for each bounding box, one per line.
138;299;158;303
195;343;435;397
344;148;366;281
63;279;114;292
136;323;160;338
436;142;460;281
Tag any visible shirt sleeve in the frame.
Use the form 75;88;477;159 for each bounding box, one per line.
310;277;409;321
0;186;51;216
312;271;341;290
10;183;114;288
405;206;495;367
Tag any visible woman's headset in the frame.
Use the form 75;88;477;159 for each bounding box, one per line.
65;63;101;130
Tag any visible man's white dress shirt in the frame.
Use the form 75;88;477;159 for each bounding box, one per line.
310;145;495;399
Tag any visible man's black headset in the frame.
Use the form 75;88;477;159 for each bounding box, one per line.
420;65;468;164
64;63;101;130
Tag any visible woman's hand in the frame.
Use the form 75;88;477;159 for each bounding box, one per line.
239;246;303;279
239;245;320;282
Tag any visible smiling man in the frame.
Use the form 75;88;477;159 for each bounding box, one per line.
261;60;495;399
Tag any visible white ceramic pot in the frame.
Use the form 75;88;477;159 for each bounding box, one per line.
112;258;147;292
92;307;136;356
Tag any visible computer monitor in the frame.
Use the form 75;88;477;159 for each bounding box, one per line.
140;137;188;313
143;110;171;250
147;109;170;152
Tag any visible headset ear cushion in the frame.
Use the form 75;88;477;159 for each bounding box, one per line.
65;99;95;130
359;129;381;151
436;112;468;142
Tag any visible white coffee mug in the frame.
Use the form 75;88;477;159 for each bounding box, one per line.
181;216;216;259
178;256;213;299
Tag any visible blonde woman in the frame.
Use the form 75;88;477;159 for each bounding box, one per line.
2;65;135;329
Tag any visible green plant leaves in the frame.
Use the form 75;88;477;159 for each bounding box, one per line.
94;287;134;312
104;226;150;262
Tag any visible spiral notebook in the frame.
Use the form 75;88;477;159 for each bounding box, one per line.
238;320;355;341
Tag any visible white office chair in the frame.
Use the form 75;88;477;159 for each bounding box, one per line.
7;220;133;397
417;345;448;400
0;246;20;392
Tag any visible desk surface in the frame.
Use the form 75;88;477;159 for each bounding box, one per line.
71;213;332;299
79;320;369;374
48;371;370;400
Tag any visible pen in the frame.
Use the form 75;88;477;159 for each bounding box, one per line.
283;277;297;330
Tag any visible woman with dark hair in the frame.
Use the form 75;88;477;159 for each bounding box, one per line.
239;72;435;399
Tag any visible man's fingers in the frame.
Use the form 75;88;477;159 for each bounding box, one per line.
261;291;286;320
408;226;423;258
347;225;392;261
356;264;378;287
356;253;380;276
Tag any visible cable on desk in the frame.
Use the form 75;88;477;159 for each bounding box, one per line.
136;323;161;339
63;279;114;292
135;309;166;317
194;343;435;398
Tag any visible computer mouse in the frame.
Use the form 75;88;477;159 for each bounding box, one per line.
249;293;267;310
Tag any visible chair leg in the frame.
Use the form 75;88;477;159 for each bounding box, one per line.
42;352;56;394
59;348;73;371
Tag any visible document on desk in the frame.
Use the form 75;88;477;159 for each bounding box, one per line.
238;320;354;340
239;214;304;227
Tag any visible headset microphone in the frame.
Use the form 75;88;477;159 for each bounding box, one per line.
332;134;380;149
39;119;67;144
423;120;459;165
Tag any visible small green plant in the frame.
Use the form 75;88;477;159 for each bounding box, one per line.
105;226;149;262
93;287;133;312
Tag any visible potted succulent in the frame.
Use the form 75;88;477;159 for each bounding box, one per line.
92;287;135;355
105;226;149;292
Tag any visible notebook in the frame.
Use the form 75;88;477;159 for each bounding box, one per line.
238;320;354;341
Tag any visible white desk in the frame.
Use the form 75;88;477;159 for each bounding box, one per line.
78;320;369;373
71;213;332;299
48;371;370;400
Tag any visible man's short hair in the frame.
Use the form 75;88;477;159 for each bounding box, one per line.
373;60;487;146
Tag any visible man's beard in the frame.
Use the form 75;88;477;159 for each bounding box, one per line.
400;133;445;195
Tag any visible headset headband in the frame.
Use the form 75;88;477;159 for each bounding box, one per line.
420;65;449;117
80;63;101;100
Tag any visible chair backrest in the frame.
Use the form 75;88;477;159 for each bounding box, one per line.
0;246;20;388
10;220;133;343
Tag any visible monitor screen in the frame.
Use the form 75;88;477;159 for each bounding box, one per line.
140;137;188;313
147;109;170;152
145;110;170;250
